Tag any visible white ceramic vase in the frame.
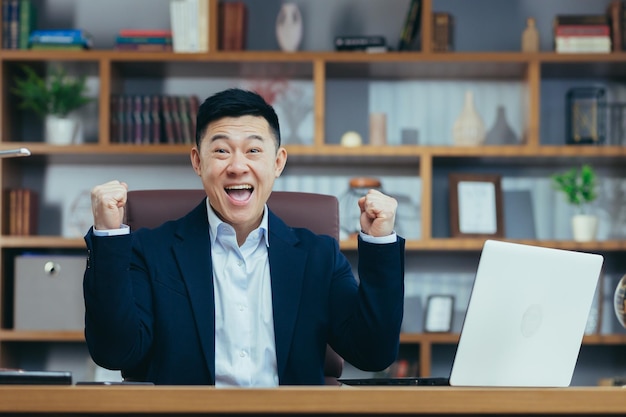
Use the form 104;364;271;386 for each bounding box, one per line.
572;214;598;242
45;115;78;145
452;90;486;146
276;2;303;52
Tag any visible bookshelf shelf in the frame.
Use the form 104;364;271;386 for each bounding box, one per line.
0;0;625;385
0;330;84;343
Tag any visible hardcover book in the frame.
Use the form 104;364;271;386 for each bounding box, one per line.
554;25;610;37
161;95;176;144
18;0;36;50
219;1;247;51
432;12;453;52
29;28;93;48
553;14;609;26
7;188;38;236
334;35;386;51
398;0;421;51
606;0;623;51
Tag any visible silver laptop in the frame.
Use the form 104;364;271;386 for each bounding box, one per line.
340;240;604;387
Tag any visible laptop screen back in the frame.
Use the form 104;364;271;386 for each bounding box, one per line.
449;240;603;387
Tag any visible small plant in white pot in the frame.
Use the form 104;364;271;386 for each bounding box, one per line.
11;65;92;145
552;164;598;242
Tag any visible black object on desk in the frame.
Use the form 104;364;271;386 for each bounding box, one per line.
0;369;72;385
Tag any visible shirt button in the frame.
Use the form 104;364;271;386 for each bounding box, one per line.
236;260;243;267
239;350;246;358
239;305;245;312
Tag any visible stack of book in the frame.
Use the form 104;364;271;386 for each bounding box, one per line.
109;94;199;145
6;188;37;236
29;29;93;50
1;0;37;50
169;0;209;52
114;29;173;52
553;14;611;53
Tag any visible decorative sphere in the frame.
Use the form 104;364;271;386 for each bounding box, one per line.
340;131;363;147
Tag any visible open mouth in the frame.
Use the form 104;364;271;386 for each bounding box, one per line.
225;184;253;202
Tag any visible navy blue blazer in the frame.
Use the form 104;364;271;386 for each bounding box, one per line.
83;200;405;385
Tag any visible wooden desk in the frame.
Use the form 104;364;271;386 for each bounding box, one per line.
0;386;625;415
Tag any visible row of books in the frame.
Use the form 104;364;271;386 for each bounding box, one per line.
113;29;173;52
169;0;208;52
1;0;35;49
5;188;37;236
110;94;199;145
553;14;611;53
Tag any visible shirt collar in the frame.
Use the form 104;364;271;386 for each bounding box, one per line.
205;198;269;247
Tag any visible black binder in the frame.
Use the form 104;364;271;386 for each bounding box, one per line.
0;370;72;385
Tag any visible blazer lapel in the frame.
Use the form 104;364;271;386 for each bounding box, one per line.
267;211;308;380
171;202;216;382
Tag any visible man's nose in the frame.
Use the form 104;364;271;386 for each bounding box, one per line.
227;152;248;173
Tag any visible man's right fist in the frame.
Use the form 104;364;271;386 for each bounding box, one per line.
91;180;128;230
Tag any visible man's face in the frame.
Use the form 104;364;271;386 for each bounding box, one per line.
191;115;287;238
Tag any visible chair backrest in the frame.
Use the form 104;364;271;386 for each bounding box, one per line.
126;190;340;240
125;189;344;385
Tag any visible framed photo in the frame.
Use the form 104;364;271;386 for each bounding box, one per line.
424;295;455;333
449;173;504;238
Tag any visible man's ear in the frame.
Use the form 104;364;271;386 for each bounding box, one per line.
190;147;202;176
274;147;288;177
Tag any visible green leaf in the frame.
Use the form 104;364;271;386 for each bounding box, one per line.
10;64;92;118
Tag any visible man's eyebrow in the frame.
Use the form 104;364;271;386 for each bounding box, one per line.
208;134;265;142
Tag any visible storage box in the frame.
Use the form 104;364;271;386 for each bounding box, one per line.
14;254;85;330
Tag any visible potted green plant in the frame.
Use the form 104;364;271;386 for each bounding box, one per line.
11;65;92;145
551;164;598;242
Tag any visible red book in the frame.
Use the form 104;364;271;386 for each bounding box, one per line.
118;29;172;38
133;95;143;145
554;24;610;37
169;96;183;143
161;95;176;144
178;96;192;144
151;95;161;144
219;2;247;51
114;43;173;52
188;95;199;144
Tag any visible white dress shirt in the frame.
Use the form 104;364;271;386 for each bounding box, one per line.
206;199;278;387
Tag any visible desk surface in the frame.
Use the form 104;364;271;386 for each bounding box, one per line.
0;386;625;415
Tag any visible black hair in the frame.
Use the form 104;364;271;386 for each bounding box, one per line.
195;88;281;148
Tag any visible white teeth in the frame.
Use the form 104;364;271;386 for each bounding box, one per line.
225;185;252;190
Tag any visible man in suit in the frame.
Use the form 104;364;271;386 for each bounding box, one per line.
84;88;405;386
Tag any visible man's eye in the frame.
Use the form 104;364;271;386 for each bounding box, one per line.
214;148;228;154
249;148;261;153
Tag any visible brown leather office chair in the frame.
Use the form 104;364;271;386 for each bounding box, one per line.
125;189;344;385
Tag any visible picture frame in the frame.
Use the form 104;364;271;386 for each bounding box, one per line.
424;295;455;333
449;173;504;238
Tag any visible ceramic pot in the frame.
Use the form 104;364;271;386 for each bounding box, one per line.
45;115;78;145
276;2;303;52
452;90;486;146
572;214;598;242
